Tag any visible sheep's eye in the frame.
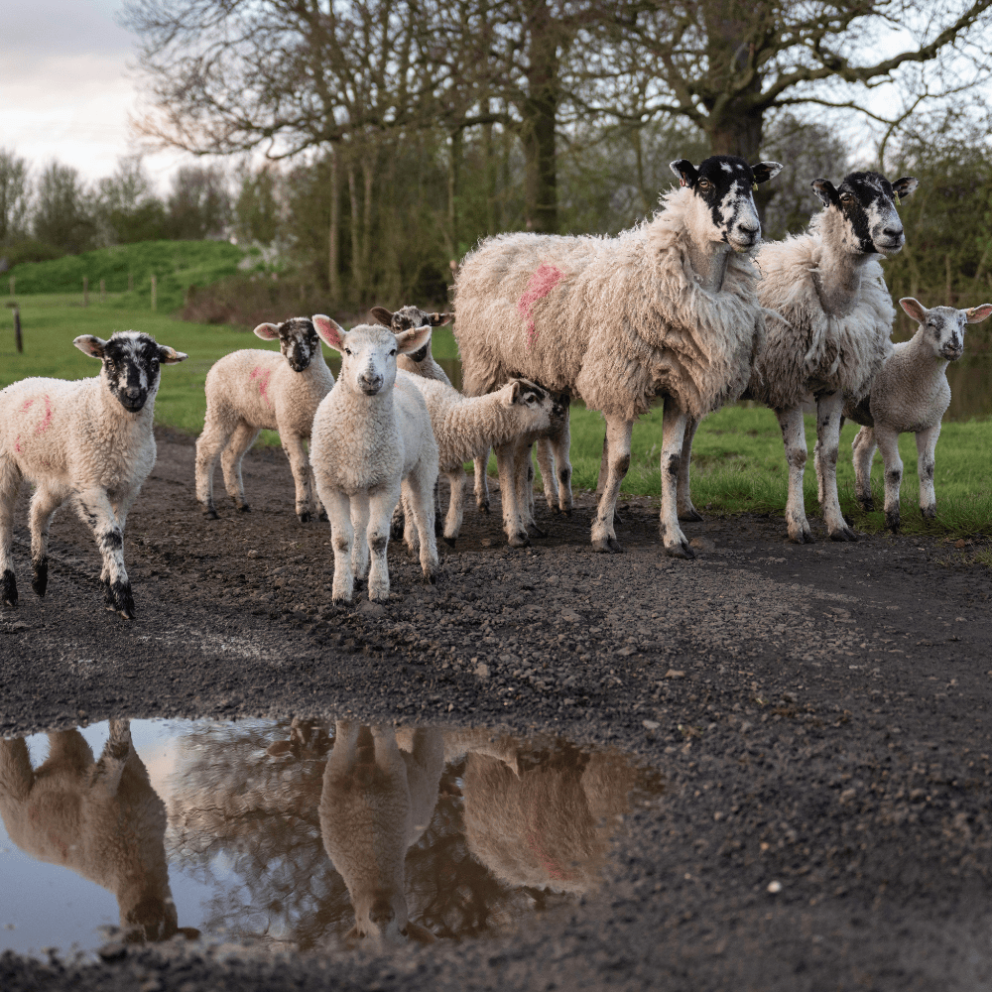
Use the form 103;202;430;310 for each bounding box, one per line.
840;193;853;203
344;347;352;356
698;179;712;191
390;348;397;356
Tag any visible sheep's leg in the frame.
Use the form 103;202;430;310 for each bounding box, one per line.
41;730;94;774
522;443;546;538
474;452;491;514
536;438;559;513
495;440;528;548
350;493;371;583
916;425;940;520
0;459;21;607
591;417;633;554
852;427;877;512
658;399;695;558
404;463;439;586
875;426;903;532
93;718;133;795
0;737;33;802
775;406;813;544
368;483;403;601
282;432;316;523
443;467;465;547
28;485;64;598
814;391;856;541
325;489;356;604
677;416;702;522
74;487;135;619
195;418;234;518
597;430;621;526
220;422;260;513
309;462;328;521
551;406;573;516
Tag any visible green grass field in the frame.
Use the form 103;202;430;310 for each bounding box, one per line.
3;294;991;539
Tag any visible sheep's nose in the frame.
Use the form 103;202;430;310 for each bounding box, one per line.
125;386;142;400
738;222;759;235
882;226;903;238
359;373;383;393
369;900;394;925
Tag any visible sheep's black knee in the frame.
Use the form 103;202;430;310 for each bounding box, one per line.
100;529;123;552
664;453;679;479
615;453;631;477
1;569;17;607
370;534;388;555
32;557;48;597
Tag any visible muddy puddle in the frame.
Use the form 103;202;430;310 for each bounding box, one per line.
0;718;663;958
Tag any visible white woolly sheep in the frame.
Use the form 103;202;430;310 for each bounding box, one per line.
453;154;781;556
195;317;334;521
403;375;561;545
319;722;443;945
309;317;439;604
750;170;918;543
0;331;187;618
846;296;992;531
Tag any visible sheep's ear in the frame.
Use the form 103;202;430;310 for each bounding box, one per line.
891;177;918;201
899;297;928;323
811;179;839;207
751;162;783;185
395;325;432;355
670;159;698;187
506;380;523;405
158;345;187;364
74;335;106;359
429;311;453;326
402;922;436;944
369;306;393;327
253;322;281;340
966;303;992;324
312;314;347;351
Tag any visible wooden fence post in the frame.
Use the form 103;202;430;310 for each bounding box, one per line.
6;302;22;353
83;276;89;307
151;274;157;311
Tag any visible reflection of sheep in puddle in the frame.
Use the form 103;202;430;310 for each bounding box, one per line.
0;719;197;943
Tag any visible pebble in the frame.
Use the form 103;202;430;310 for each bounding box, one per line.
358;601;386;617
642;720;660;730
767;881;782;894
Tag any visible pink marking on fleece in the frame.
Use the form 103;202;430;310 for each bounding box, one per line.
14;435;22;454
517;263;564;350
34;395;53;434
21;399;34;413
249;366;273;405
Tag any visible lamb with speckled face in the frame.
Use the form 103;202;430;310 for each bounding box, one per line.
195;317;335;522
0;330;186;618
452;154;781;556
845;297;992;531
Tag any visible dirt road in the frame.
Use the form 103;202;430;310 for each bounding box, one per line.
3;430;992;991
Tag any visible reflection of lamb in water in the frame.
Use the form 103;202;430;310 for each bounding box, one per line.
319;722;443;944
0;719;197;943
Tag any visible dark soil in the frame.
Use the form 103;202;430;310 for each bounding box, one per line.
3;428;992;991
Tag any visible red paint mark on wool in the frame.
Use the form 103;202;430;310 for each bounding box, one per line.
21;399;34;413
14;435;22;454
524;828;578;883
34;395;53;434
517;263;564;349
249;366;273;405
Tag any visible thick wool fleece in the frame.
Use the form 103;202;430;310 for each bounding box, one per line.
751;218;896;410
454;186;766;423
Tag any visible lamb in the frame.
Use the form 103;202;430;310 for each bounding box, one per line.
0;330;187;619
846;297;992;531
749;171;918;543
319;722;443;945
195;317;334;521
0;719;198;943
309;317;439;604
369;305;453;384
402;375;561;545
453;154;781;556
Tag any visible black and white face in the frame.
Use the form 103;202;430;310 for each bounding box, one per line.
900;298;992;361
812;172;918;256
369;306;452;364
253;317;320;372
74;331;187;412
670;155;783;251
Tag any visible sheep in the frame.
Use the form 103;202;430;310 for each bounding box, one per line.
749;171;918;543
0;331;187;619
194;317;334;521
319;722;443;945
0;719;198;944
846;297;992;531
369;305;453;384
309;316;439;605
402;375;561;545
452;154;781;556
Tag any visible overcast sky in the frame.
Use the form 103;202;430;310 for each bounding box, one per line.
0;0;200;192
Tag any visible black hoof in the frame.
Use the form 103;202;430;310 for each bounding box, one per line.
857;497;875;513
237;504;251;514
526;523;547;539
666;541;695;560
791;531;815;545
593;536;623;553
563;507;573;517
1;569;17;608
424;571;438;586
508;532;531;548
885;512;900;533
109;580;135;620
443;536;456;548
31;558;48;598
613;511;624;527
298;511;312;523
921;505;937;520
679;509;704;523
332;597;351;607
203;506;220;520
477;503;490;515
318;510;329;522
829;527;858;543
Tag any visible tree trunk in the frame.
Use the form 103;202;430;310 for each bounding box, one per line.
328;144;340;300
347;161;361;301
448;127;463;260
482;116;497;234
361;154;375;304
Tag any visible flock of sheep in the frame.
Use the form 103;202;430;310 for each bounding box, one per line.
1;154;990;619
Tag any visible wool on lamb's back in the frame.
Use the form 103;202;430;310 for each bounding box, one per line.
751;218;896;411
454;189;766;423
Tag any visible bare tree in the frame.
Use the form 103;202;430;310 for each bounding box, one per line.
0;149;30;244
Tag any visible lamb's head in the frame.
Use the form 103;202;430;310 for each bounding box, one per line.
498;378;559;430
900;297;992;361
253;317;321;373
74;331;187;413
670;156;782;252
369;306;452;365
812;171;918;257
312;315;431;396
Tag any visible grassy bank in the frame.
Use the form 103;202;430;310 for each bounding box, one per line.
2;295;990;539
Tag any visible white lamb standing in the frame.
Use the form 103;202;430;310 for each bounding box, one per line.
309;316;439;604
403;375;560;546
846;297;992;531
319;722;443;945
453;154;781;556
0;331;187;618
750;170;918;543
195;317;335;521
